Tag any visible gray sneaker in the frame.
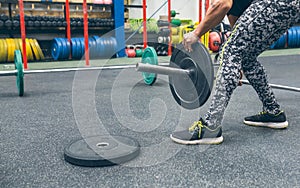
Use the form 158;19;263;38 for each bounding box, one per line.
170;118;223;145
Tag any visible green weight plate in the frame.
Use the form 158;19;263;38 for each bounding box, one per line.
135;49;143;57
141;47;158;85
14;50;24;97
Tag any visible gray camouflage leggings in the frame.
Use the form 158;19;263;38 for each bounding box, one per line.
205;0;300;129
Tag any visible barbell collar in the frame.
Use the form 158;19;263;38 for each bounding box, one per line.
136;62;190;77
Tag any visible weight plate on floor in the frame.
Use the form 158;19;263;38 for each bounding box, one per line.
14;50;24;97
169;42;214;109
141;47;158;85
64;135;140;167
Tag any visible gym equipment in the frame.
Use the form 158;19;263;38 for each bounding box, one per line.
171;19;181;27
1;49;138;96
137;42;214;109
209;31;222;52
4;20;12;27
64;135;140;167
136;42;300;109
141;47;158;85
0;50;25;96
288;26;300;48
170;10;179;17
53;36;117;60
171;35;180;44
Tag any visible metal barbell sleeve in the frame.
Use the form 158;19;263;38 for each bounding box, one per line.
136;62;190;76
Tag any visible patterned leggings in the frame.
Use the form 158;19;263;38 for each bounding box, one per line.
205;0;300;129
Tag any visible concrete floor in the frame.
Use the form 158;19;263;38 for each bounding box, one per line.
0;53;300;187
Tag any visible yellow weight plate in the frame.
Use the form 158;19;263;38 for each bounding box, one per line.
18;39;23;51
0;39;4;62
6;39;15;62
29;38;40;61
2;39;8;63
0;39;6;62
0;39;3;62
33;39;45;60
26;39;34;61
14;39;20;51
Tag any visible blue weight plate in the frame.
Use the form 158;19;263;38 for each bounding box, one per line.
71;38;77;59
98;37;104;58
92;37;97;58
292;27;297;48
288;28;295;48
74;38;82;59
56;38;66;60
277;34;285;49
62;38;69;59
107;37;114;56
89;37;97;59
93;36;101;58
66;39;71;59
73;38;80;58
51;38;62;61
80;38;85;58
111;37;117;53
295;27;300;48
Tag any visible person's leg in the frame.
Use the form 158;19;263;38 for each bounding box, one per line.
171;0;300;144
205;0;300;129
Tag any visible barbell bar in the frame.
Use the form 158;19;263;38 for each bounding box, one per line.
136;43;300;109
240;79;300;92
136;61;190;77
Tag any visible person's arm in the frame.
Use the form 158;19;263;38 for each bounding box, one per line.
194;0;233;37
183;0;233;52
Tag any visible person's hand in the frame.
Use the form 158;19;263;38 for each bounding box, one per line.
183;31;200;52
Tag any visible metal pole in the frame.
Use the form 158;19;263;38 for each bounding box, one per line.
142;0;147;49
240;80;300;93
136;62;189;76
65;0;71;59
168;0;172;56
0;70;17;76
19;0;28;69
83;0;89;66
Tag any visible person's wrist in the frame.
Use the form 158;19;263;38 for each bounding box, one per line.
193;30;200;39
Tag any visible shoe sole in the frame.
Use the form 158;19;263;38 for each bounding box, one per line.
170;135;224;145
243;120;288;129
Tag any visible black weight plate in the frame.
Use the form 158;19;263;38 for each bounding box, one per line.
13;20;19;27
34;21;40;27
5;20;12;27
40;21;46;27
169;42;214;109
64;135;140;167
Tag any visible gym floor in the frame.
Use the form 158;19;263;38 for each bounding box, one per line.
1;49;300;187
